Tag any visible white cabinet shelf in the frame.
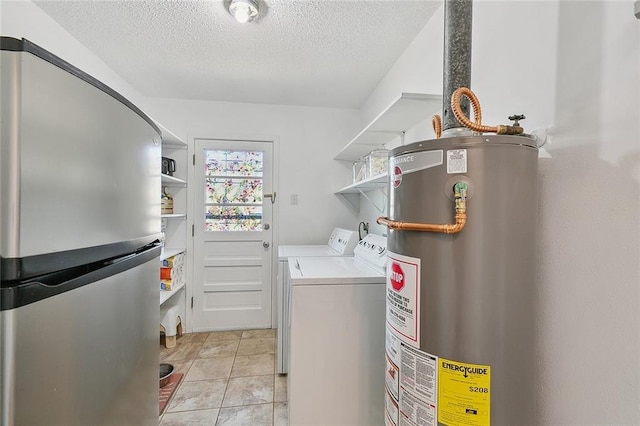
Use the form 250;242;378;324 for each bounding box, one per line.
162;174;187;186
157;122;187;149
160;282;186;305
334;92;441;162
335;174;389;214
336;173;389;194
334;92;440;213
161;247;186;261
161;213;186;219
160;248;186;305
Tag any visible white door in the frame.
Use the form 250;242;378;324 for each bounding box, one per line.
192;139;274;331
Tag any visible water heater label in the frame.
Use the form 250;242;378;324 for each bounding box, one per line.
386;252;421;347
438;358;491;425
447;149;467;174
401;344;437;404
385;388;400;426
400;387;437;426
396;344;437;426
390;150;443;179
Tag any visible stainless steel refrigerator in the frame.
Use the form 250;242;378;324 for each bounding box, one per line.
1;37;161;425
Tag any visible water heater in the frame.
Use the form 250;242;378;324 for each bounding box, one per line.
381;134;538;425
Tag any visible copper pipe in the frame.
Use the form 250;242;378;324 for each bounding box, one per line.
377;197;467;234
451;87;496;133
432;114;442;139
450;87;524;135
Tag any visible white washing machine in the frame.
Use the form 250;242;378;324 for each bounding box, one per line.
287;233;388;426
277;228;359;374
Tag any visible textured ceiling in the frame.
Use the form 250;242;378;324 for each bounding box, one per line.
34;0;440;108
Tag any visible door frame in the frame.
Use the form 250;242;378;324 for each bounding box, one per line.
185;134;280;333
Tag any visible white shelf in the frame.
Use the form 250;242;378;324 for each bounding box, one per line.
335;173;389;214
335;173;388;194
156;121;187;149
161;247;185;261
161;213;186;219
161;174;187;186
160;282;186;305
334;93;441;161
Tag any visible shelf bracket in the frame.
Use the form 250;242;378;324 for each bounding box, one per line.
337;193;360;214
357;185;387;215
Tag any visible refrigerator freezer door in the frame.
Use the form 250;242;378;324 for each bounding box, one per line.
1;41;161;259
1;248;160;425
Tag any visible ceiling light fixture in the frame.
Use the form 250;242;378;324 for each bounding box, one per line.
228;0;259;23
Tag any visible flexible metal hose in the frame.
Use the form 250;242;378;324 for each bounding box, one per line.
451;87;497;133
450;87;524;135
431;114;442;139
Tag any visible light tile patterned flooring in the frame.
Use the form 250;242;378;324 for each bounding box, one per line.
159;329;287;426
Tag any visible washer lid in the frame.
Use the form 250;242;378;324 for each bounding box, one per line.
278;245;342;260
288;256;385;285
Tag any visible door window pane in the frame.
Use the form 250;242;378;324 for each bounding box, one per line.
205;150;263;177
206;178;263;204
204;150;264;232
205;206;263;232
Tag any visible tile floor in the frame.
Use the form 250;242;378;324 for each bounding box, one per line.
159;329;287;426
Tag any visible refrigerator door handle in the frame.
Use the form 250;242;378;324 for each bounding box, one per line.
1;242;161;311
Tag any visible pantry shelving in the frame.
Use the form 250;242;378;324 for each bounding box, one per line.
160;281;186;305
161;173;187;186
161;247;185;261
158;121;188;309
161;213;186;219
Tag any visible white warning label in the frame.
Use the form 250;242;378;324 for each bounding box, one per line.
386;325;402;366
447;149;467;174
400;344;437;405
386;353;400;401
386;252;421;347
400;389;437;426
385;388;399;426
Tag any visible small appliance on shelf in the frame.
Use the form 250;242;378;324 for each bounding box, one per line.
162;156;176;176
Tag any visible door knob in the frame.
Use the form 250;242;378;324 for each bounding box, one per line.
263;241;270;249
264;224;270;230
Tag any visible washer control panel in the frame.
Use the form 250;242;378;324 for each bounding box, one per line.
354;233;388;269
327;228;358;255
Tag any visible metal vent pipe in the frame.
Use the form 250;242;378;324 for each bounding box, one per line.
442;0;473;132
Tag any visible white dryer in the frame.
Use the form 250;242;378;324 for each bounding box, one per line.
276;228;358;374
287;234;388;426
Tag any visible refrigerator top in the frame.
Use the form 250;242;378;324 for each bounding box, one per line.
2;36;162;258
0;36;160;138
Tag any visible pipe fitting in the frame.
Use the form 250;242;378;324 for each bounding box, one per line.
496;124;524;135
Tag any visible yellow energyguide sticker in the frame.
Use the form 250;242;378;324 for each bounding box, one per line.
437;358;491;425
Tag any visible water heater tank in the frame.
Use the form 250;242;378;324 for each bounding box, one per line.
383;135;538;425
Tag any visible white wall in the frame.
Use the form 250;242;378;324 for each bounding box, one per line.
147;98;360;245
1;0;149;112
359;1;639;423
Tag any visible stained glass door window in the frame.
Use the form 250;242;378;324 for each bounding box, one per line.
204;150;264;231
